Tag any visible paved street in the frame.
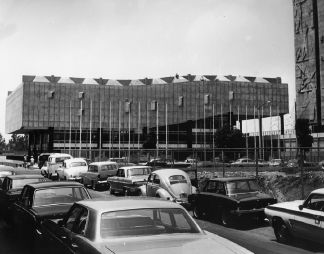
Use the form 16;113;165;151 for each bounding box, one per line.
1;188;323;254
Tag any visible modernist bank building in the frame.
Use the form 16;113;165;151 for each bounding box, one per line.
5;74;289;159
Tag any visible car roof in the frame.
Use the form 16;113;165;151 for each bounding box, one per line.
0;166;15;172
78;197;184;213
7;174;44;180
89;161;117;166
119;166;152;170
49;153;72;158
25;181;83;189
209;177;254;182
65;158;86;163
153;168;188;177
311;188;324;195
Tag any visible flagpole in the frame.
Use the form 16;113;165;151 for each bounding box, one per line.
109;101;111;158
246;105;248;159
90;100;92;160
69;100;71;155
79;99;82;157
99;101;102;161
119;101;121;158
166;103;168;155
270;105;272;159
156;102;159;156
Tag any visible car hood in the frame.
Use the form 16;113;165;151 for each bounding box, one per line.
100;233;252;254
229;192;273;202
169;183;191;198
267;200;304;210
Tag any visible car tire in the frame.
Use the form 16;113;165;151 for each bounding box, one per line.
192;204;202;219
138;189;143;196
49;173;52;180
274;220;291;244
221;210;237;227
80;178;86;187
109;188;115;195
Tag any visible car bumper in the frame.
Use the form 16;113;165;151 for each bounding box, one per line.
231;208;264;214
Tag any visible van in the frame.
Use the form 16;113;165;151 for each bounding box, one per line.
47;153;73;179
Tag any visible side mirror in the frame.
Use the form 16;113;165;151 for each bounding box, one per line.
57;220;64;227
298;205;303;211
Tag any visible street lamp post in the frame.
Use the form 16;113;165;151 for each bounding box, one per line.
258;101;271;160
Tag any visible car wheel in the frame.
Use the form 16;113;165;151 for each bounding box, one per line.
49;173;53;180
192;204;202;219
80;178;86;187
109;188;115;195
274;220;291;244
92;182;96;190
138;189;143;196
221;210;236;227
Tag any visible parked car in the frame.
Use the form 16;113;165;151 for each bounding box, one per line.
11;181;91;252
107;166;152;195
138;168;196;207
231;158;257;167
47;153;73;179
79;161;118;190
0;165;15;186
257;159;269;167
41;197;252;254
57;158;88;181
269;159;285;167
0;174;47;224
265;188;324;244
188;177;277;227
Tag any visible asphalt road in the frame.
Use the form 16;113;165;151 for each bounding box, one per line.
1;184;324;254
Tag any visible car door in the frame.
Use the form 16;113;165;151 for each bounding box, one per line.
47;205;83;254
293;193;324;243
12;186;35;234
198;181;218;214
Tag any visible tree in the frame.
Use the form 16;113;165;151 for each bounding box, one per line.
7;134;28;151
295;118;313;160
214;124;245;149
0;133;6;150
142;130;157;150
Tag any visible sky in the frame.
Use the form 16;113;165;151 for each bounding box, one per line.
0;0;295;141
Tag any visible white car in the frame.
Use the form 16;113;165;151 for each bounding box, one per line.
265;188;324;244
57;158;88;181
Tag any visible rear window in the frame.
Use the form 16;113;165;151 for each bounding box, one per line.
128;168;151;176
226;180;260;194
169;175;188;185
33;187;89;207
11;178;45;189
100;208;200;238
49;156;72;163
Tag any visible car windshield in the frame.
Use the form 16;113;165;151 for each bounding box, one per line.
12;178;44;189
100;208;200;238
226;180;260;194
33;187;89;207
128;168;151;176
169;175;188;185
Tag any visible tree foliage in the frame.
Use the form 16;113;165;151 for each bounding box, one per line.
7;134;28;151
0;133;6;150
214;124;245;148
295;118;313;157
142;130;157;149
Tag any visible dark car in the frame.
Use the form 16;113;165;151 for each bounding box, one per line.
0;174;47;224
188;177;277;227
11;181;91;252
